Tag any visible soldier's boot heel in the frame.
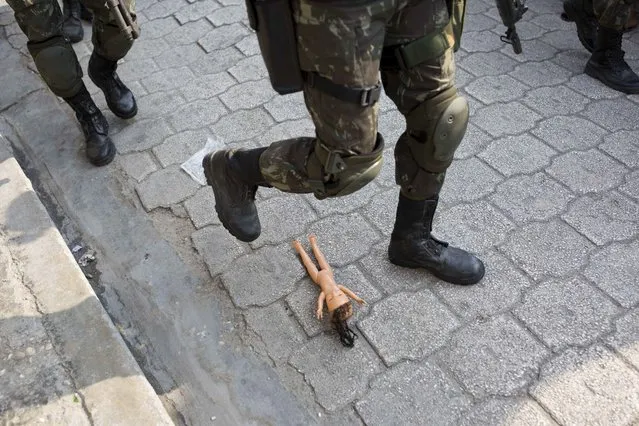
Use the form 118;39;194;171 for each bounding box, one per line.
64;86;116;166
387;194;485;285
562;0;596;52
62;0;84;43
88;52;138;119
585;27;639;94
202;148;266;243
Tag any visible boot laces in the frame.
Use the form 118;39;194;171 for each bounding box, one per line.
605;49;630;73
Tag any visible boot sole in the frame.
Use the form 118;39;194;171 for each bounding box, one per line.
202;152;259;243
88;141;116;167
585;63;639;94
388;255;485;286
88;70;138;120
563;1;595;53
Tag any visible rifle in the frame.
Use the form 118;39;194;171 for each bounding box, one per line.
495;0;528;54
105;0;140;41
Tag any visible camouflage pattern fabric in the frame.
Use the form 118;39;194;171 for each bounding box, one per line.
594;0;639;30
258;0;460;200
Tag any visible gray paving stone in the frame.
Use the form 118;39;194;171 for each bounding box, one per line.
113;118;173;153
303;182;381;218
566;73;625;99
515;277;621;350
462;12;499;32
136;165;200;210
461;30;507;52
500;219;594;280
374;148;397;188
184;187;220;228
285;264;382;337
433;251;533;320
582;98;639;131
584;241;639;308
361;188;396;237
465;0;491;13
189;46;245;75
141;66;195;93
139;16;181;39
210;108;274;143
288;334;383;412
228;55;268;82
164;19;213;46
501;39;558;63
249;195;317;248
198;22;251;52
514;21;548;41
180;71;236;102
255;118;315;147
458;51;518;77
459;397;556;426
474;102;542;137
143;0;187;19
438;157;503;204
562;192;639;245
454;67;474;88
606;309;639;370
206;5;246;26
545;149;628;195
454;122;492;160
235;34;261;56
118;152;158;183
620;170;639;201
478;134;556;177
439;314;549;398
530;345;639;425
263;92;309;122
116;58;159;85
192;225;247;277
219;79;276;110
359;290;460;365
168;98;228;131
551;49;591;74
465;75;529;104
174;0;220;24
490;172;576;224
531;115;607;152
356;360;472;425
600;130;639;168
522;86;588;117
304;213;380;268
222;242;307;308
152;129;211;167
541;29;586;51
531;12;573;31
133;91;187;121
377;108;407;145
509;61;572;87
244;301;307;363
432;201;515;254
126;36;171;60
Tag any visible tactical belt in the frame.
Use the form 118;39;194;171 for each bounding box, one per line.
381;29;451;71
303;72;382;107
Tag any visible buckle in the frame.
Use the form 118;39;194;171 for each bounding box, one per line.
360;83;382;106
325;150;347;174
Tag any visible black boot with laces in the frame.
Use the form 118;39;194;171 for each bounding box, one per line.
88;52;138;119
585;26;639;94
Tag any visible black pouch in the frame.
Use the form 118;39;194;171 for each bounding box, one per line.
245;0;304;95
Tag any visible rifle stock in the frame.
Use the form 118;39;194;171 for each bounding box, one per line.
495;0;528;54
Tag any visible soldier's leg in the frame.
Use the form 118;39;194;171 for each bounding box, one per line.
586;0;639;93
6;0;116;166
562;0;597;52
62;0;85;43
380;0;484;285
203;0;389;242
81;0;138;118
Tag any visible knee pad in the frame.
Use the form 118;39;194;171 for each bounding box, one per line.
29;36;83;98
405;86;469;172
308;133;385;200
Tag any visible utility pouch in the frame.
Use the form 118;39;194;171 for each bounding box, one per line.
245;0;304;94
447;0;466;51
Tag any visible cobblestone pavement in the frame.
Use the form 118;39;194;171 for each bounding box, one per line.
3;0;639;423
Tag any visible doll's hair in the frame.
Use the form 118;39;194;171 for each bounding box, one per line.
332;302;357;347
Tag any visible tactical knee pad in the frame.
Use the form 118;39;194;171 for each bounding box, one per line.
308;134;385;200
405;86;468;172
29;36;83;98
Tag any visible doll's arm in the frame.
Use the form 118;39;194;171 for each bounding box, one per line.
316;291;326;319
309;234;332;275
338;285;366;305
292;239;319;283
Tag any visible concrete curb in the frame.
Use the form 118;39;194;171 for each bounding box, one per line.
0;135;174;425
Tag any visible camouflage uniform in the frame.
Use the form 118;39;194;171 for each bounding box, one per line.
6;0;137;98
594;0;639;30
259;0;461;201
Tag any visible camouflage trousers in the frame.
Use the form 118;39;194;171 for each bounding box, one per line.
6;0;137;98
259;0;461;200
594;0;639;30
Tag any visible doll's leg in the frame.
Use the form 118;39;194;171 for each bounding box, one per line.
292;239;319;283
316;291;326;319
338;285;366;305
309;234;332;273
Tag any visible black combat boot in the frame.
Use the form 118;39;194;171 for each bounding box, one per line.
585;26;639;94
561;0;596;52
388;193;485;285
88;52;138;119
202;147;269;242
62;0;84;43
64;86;116;166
